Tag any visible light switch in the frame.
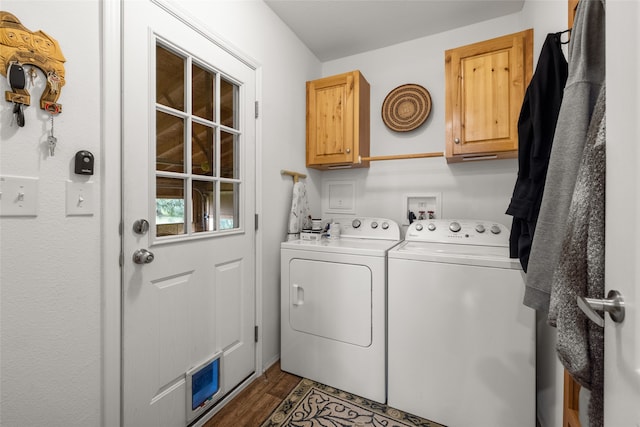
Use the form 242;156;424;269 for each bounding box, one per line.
0;175;38;216
66;180;94;216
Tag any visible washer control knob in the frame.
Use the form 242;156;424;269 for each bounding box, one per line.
490;225;501;235
371;221;379;229
475;224;486;233
381;222;389;230
415;223;424;231
352;219;361;228
427;223;436;231
449;221;461;232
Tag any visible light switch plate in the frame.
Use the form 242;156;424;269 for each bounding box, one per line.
0;175;38;217
66;180;95;216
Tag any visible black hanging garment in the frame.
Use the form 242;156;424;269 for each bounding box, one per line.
506;32;568;272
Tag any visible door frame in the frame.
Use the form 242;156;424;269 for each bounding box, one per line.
101;1;264;425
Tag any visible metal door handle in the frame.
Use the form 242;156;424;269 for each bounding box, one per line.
133;248;155;264
577;289;625;328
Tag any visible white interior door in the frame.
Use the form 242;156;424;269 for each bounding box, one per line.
122;1;256;426
604;1;640;424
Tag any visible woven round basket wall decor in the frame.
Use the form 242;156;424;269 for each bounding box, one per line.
381;84;432;132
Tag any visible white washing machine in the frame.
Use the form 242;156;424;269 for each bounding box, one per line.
387;219;535;426
280;217;401;403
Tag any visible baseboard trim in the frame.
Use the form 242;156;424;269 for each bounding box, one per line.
263;353;280;373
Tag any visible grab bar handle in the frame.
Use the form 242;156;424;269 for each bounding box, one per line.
292;284;304;306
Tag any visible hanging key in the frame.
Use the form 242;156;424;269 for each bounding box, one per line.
48;114;57;156
13;103;24;127
47;71;61;94
8;62;26;127
48;134;57;156
28;67;37;88
8;62;26;90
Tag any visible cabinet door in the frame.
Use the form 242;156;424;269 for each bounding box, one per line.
445;29;533;161
306;72;355;166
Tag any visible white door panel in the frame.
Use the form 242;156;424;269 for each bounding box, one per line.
216;260;244;350
122;1;256;426
605;1;640;425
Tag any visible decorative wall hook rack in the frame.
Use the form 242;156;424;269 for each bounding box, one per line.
1;11;66;113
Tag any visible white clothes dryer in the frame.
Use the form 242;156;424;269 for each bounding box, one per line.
280;217;401;403
387;219;535;426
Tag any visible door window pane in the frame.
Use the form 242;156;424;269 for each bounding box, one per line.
192;63;215;121
220;78;238;129
192;122;215;176
156;111;185;173
192;180;215;233
220;131;237;179
220;182;239;230
156;177;185;236
154;39;244;239
156;45;185;111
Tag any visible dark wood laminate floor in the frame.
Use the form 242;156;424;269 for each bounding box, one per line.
203;361;301;427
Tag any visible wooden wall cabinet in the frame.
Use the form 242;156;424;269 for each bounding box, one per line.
445;29;533;163
306;70;370;169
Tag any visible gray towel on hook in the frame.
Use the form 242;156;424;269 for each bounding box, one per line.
549;85;606;427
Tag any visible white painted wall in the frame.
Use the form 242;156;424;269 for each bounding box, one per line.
319;6;565;227
320;3;566;426
1;0;321;425
0;1;102;426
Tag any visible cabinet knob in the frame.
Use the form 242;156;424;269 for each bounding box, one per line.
346;148;351;153
454;138;460;144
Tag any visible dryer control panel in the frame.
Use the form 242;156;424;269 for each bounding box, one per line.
405;219;509;246
332;217;401;241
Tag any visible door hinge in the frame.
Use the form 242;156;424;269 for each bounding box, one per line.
119;252;124;267
255;101;259;119
255;213;259;231
254;325;259;343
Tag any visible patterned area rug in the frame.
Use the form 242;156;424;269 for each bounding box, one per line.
260;379;446;427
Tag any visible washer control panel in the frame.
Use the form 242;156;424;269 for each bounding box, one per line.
331;217;400;240
405;219;510;246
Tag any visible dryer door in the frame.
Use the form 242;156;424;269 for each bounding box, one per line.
289;259;372;347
